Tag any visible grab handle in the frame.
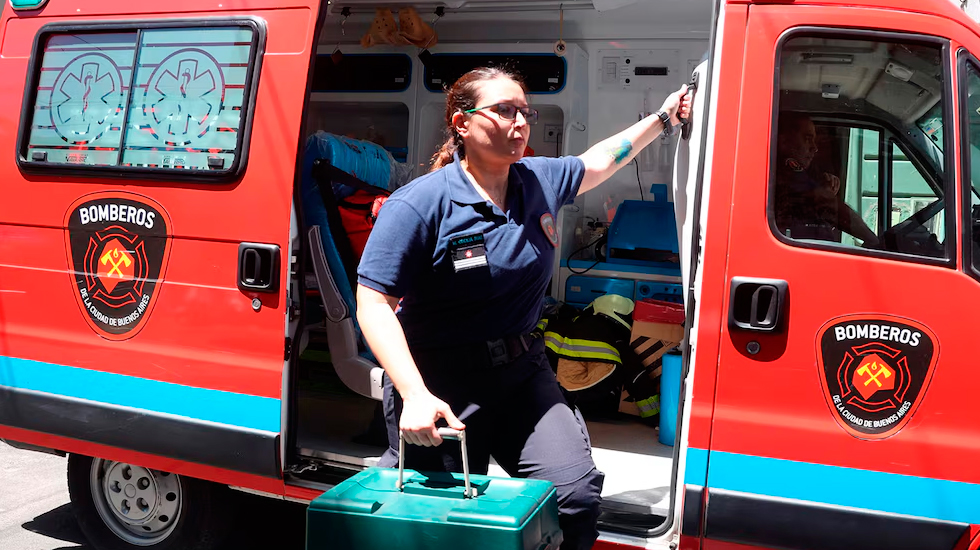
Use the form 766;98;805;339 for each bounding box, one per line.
396;428;475;498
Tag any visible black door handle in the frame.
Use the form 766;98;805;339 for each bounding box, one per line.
729;277;789;332
680;70;699;140
242;249;261;285
238;243;280;293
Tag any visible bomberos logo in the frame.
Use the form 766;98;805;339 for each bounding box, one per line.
817;315;939;439
65;192;172;340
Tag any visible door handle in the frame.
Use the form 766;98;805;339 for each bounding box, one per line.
680;70;699;140
728;277;788;332
238;243;280;293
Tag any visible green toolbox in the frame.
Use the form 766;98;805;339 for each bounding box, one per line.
306;428;562;550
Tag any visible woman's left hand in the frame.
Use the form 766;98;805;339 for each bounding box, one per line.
660;85;693;126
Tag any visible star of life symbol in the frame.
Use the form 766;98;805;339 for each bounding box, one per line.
51;54;123;144
145;50;224;145
96;238;135;293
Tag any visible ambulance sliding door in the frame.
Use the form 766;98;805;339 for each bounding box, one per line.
701;6;978;550
0;0;321;490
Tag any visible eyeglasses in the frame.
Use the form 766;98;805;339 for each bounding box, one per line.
464;103;539;125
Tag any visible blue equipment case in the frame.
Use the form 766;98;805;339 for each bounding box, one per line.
606;185;680;271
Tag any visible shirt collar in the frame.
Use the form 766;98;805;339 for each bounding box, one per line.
447;152;485;205
447;152;525;206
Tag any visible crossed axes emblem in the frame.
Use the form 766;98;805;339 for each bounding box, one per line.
856;362;893;388
100;247;132;277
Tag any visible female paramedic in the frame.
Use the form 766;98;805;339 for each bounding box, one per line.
356;66;690;550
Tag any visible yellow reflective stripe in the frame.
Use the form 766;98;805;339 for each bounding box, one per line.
636;395;660;418
543;332;621;363
536;318;549;332
553;335;620;355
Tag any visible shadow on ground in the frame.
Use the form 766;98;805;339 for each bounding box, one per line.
21;503;91;549
22;493;309;550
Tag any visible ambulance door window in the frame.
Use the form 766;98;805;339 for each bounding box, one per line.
771;34;952;261
961;56;980;274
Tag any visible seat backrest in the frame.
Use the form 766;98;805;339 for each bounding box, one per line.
301;140;379;361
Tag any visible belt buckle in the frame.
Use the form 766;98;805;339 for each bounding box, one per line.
486;338;509;367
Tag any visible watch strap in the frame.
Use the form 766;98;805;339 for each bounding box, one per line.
655;110;673;136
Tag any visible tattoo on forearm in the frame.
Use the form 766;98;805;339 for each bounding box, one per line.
606;138;633;165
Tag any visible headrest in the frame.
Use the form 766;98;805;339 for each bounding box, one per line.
305;132;395;194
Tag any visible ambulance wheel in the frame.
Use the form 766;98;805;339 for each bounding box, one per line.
68;454;235;550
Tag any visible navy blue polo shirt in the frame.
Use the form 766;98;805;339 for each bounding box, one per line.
357;153;585;350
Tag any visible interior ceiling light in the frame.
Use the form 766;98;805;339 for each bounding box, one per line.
885;61;914;82
822;83;841;99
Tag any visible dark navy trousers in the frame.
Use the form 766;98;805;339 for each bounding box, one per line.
377;336;604;550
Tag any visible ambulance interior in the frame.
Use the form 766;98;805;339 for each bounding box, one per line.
288;0;712;536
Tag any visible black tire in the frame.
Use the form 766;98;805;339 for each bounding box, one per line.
67;454;236;550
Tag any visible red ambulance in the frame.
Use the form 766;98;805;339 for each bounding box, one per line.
0;0;978;548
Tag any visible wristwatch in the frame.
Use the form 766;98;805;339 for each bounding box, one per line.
654;110;673;137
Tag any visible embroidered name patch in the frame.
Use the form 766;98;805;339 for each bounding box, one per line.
449;233;488;272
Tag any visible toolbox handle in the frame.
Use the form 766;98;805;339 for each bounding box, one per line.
396;428;476;498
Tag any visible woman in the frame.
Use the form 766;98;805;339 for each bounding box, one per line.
356;66;690;549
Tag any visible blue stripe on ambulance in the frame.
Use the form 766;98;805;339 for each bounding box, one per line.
686;447;980;524
0;355;281;433
684;447;709;487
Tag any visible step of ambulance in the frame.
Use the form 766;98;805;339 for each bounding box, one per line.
296;344;673;518
295;387;387;469
487;417;673;518
295;408;673;518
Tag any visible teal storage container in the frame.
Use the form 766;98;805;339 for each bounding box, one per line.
306;430;562;550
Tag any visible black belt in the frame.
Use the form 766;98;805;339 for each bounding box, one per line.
485;333;535;367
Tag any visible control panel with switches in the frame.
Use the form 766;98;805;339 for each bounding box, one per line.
597;49;680;90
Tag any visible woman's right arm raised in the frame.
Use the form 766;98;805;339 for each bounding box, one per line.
355;284;464;446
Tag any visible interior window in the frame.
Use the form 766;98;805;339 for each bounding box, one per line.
25;32;138;167
842;127;880;245
771;35;949;260
21;24;259;176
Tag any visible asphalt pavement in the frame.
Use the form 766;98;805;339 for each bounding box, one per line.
0;442;308;550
